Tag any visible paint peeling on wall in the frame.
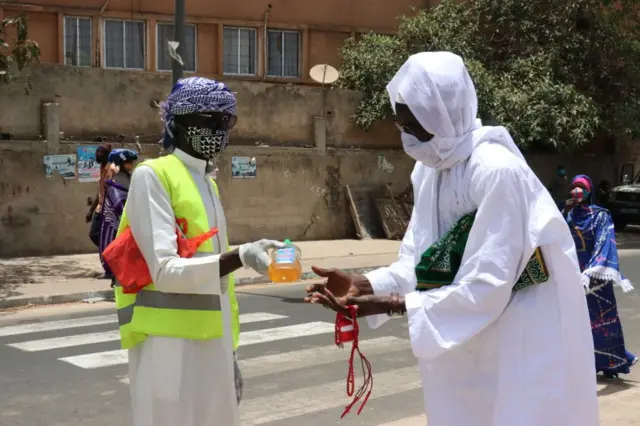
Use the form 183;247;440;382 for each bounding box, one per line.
378;154;395;173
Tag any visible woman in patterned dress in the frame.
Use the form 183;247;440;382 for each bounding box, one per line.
565;174;638;379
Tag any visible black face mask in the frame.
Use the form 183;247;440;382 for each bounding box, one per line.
175;113;238;160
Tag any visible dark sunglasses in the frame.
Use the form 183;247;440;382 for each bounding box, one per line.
175;112;238;131
393;120;421;138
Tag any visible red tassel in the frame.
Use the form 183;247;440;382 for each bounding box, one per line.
334;305;373;419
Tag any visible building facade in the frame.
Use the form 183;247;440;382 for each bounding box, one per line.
0;0;430;84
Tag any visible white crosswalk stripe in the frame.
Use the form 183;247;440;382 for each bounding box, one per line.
240;366;421;426
0;311;423;425
0;314;116;337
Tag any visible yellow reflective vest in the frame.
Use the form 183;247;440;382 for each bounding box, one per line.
114;154;241;351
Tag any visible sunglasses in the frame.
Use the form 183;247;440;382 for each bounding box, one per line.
175;112;238;131
393;120;422;138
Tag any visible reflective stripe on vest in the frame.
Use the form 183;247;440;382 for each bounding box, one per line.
117;287;222;326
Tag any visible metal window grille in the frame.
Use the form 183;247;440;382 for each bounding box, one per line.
63;17;92;67
223;27;257;76
267;30;300;78
103;19;145;70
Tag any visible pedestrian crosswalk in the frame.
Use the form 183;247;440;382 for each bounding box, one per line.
0;310;425;425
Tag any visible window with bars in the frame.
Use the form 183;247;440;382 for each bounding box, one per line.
103;19;145;70
267;30;300;78
63;17;92;67
156;23;196;72
223;27;257;76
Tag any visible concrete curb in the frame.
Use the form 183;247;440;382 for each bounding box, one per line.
0;266;380;310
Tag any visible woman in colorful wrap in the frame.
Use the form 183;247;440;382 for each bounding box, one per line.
100;148;138;288
565;174;638;379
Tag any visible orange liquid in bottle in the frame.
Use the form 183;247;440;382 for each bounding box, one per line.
268;241;302;283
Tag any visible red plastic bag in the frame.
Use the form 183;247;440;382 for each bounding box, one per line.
103;218;218;294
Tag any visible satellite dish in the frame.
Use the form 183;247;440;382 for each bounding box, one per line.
309;64;339;85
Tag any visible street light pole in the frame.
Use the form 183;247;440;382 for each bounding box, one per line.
172;0;185;85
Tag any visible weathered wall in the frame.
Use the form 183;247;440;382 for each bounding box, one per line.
0;141;414;258
0;139;620;258
527;153;618;188
0;64;399;149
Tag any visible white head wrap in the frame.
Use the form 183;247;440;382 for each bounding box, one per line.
387;52;524;169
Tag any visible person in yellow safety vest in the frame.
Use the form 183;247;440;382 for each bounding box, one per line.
114;77;286;426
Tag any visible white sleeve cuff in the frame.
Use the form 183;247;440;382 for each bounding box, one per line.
366;313;389;330
365;267;396;296
364;267;396;330
404;291;438;360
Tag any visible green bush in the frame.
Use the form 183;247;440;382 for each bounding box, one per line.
1;15;40;86
337;0;640;151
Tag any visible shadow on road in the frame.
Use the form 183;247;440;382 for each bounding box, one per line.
597;377;639;397
0;256;102;299
236;290;306;304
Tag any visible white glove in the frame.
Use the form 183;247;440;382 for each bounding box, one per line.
239;239;287;276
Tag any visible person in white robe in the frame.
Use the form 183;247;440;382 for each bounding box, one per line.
124;77;285;426
306;52;599;426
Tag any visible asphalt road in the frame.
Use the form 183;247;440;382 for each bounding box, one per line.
0;252;639;426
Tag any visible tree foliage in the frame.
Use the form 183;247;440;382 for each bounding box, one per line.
1;15;40;85
338;0;640;151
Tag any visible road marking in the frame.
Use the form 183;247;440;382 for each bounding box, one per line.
0;315;116;337
236;312;287;324
239;321;334;346
8;330;121;352
6;312;290;353
239;366;421;426
115;336;409;382
60;321;336;369
63;348;130;369
0;312;285;340
238;336;408;379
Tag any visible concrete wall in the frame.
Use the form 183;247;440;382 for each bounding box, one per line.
0;141;415;258
0;138;620;258
0;64;399;149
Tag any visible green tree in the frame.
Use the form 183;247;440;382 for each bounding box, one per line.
1;15;40;86
338;0;640;151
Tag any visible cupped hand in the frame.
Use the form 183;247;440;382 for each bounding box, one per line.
305;285;350;314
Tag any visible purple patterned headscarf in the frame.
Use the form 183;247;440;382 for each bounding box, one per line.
161;77;236;149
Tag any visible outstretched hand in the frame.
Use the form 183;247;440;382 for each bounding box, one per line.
306;266;356;298
305;285;350;314
304;266;377;316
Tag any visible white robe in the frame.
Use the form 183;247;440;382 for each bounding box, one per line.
366;143;599;426
124;148;239;426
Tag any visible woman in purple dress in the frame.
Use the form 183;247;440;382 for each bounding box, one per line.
100;148;138;287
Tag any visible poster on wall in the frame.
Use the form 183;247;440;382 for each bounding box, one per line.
43;154;77;180
77;146;101;182
231;156;257;179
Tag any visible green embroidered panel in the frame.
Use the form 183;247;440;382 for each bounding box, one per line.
415;212;549;292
